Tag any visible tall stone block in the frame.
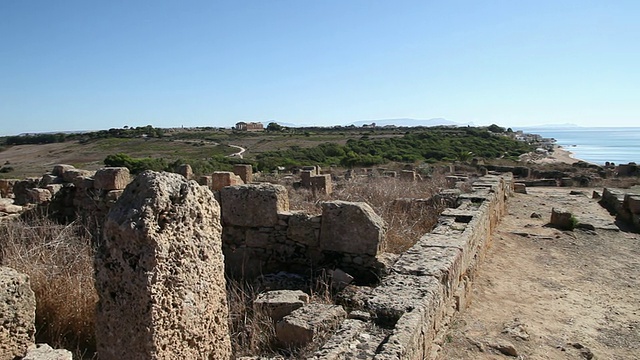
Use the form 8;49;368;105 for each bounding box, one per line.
320;200;386;256
233;164;253;184
0;267;36;360
95;171;231;360
219;183;289;227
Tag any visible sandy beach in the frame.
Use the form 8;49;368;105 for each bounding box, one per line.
523;145;581;165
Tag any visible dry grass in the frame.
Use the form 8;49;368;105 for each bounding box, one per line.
288;175;449;253
0;215;98;357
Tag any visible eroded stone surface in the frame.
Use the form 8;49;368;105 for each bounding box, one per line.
95;171;231;360
254;290;309;322
220;183;289;227
320;200;386;256
0;266;36;360
23;343;72;360
93;167;130;190
276;304;347;347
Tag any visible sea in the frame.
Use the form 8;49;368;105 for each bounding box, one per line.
516;127;640;165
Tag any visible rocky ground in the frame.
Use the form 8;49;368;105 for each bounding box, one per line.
438;187;640;359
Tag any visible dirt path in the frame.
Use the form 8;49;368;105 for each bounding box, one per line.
439;187;640;360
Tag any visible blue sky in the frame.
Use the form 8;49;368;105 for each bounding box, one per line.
1;1;638;135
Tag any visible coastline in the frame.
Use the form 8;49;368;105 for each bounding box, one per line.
527;145;581;165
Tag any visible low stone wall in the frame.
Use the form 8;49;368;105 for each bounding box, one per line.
219;184;387;282
310;173;512;359
600;188;640;230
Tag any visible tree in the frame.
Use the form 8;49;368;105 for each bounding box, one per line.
266;122;284;132
487;124;506;133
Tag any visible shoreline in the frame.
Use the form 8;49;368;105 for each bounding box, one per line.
528;145;582;165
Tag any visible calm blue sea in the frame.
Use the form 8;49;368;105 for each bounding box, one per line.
517;127;640;165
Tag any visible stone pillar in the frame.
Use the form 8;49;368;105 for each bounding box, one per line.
95;171;231;360
0;267;36;360
233;164;253;184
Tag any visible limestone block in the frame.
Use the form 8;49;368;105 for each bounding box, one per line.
61;169;94;184
287;212;320;247
12;178;39;205
625;194;640;214
0;179;18;198
23;344;72;360
51;164;75;177
176;163;193;180
38;174;62;187
301;170;314;188
198;175;212;188
0;199;22;214
311;319;369;359
311;174;332;195
212;171;244;191
0;266;36;360
366;274;442;326
93;167;130;190
26;188;52;204
514;183;527;194
550;208;575;230
276;304;346;347
45;184;63;197
233;164;253;183
220;183;289;227
392;245;463;298
320;201;386;256
254;290;309;322
96;171;231;360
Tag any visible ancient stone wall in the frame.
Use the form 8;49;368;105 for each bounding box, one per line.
219;184;386;281
600;187;640;230
308;173;512;359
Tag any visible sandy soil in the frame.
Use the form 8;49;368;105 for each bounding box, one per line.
438;187;640;359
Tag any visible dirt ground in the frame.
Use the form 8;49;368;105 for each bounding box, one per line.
439;187;640;360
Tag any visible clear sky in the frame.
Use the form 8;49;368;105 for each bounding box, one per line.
1;1;639;135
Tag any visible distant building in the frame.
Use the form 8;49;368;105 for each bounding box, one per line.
235;122;264;131
362;123;376;128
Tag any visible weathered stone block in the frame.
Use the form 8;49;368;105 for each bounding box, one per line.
62;169;94;184
550;207;574;230
0;267;36;360
0;198;22;214
23;344;72;360
311;174;332;195
220;183;289;227
51;164;75;177
212;171;244;191
0;179;18;198
276;304;346;347
320;201;386;256
96;171;231;359
12;178;39;205
233;164;253;183
45;184;64;197
176;163;193;180
366;274;442;326
26;188;52;204
198;175;212;188
287;212;320;247
514;183;527;194
254;290;309;322
93;167;130;190
625;194;640;214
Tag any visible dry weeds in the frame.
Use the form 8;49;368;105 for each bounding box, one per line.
0;216;97;357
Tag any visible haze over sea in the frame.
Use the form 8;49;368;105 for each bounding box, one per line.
520;127;640;165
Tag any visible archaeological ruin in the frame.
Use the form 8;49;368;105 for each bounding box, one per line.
1;160;639;359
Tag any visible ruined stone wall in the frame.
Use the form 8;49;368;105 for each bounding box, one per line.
219;184;386;282
600;188;640;231
309;173;513;359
